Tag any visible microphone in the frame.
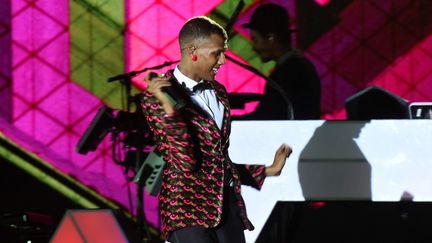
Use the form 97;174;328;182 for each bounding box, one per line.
149;72;186;110
107;60;179;82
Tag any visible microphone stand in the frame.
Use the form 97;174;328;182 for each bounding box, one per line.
107;60;177;243
225;55;294;120
107;61;179;83
225;0;245;39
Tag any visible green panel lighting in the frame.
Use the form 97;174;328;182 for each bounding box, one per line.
70;0;126;110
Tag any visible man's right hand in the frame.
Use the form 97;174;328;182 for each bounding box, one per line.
144;72;175;115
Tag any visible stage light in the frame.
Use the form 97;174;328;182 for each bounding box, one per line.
409;102;432;119
76;105;114;155
315;0;331;7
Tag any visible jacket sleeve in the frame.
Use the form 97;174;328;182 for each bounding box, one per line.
140;91;198;172
233;163;267;190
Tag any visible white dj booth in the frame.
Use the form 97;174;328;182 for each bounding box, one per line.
229;120;432;243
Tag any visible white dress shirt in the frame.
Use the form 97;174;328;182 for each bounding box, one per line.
173;66;225;130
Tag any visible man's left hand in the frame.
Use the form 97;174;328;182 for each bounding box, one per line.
266;143;292;176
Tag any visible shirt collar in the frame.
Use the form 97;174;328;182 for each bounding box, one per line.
173;66;203;91
277;51;292;65
276;49;302;65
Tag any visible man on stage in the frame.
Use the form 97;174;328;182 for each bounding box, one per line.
141;16;292;243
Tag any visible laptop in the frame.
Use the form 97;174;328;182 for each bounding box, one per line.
409;102;432;119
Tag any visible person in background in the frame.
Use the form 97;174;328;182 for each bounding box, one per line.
241;3;321;120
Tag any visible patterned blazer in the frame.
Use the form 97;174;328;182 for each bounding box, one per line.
141;74;267;238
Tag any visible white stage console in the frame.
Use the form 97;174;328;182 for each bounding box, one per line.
229;120;432;243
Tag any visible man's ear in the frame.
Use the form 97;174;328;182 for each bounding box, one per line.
185;45;196;55
267;33;275;42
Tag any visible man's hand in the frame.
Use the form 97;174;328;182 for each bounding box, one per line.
144;72;175;115
145;72;170;99
265;143;292;176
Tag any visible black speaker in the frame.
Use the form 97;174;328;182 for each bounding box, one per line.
345;86;409;120
256;201;432;243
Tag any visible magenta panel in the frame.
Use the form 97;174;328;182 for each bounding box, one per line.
305;0;432;119
12;0;70;128
10;0;133;213
0;0;11;120
373;34;432;101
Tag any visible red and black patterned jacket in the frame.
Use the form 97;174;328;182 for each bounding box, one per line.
141;76;267;238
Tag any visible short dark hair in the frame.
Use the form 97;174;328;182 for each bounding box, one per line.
242;4;293;44
179;16;227;51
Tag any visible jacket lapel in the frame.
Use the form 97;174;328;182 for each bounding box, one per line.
208;80;231;140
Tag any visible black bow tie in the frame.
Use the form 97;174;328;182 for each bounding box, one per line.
192;82;212;93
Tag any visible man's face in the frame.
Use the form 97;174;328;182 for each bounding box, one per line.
193;34;227;81
251;30;273;63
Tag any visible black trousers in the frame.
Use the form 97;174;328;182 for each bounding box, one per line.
168;187;246;243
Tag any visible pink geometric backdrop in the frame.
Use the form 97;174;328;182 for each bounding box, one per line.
10;0;128;220
126;0;267;116
304;0;432;119
2;0;432;233
0;0;11;120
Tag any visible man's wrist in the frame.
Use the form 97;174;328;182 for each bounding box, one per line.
265;166;275;176
153;93;175;114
